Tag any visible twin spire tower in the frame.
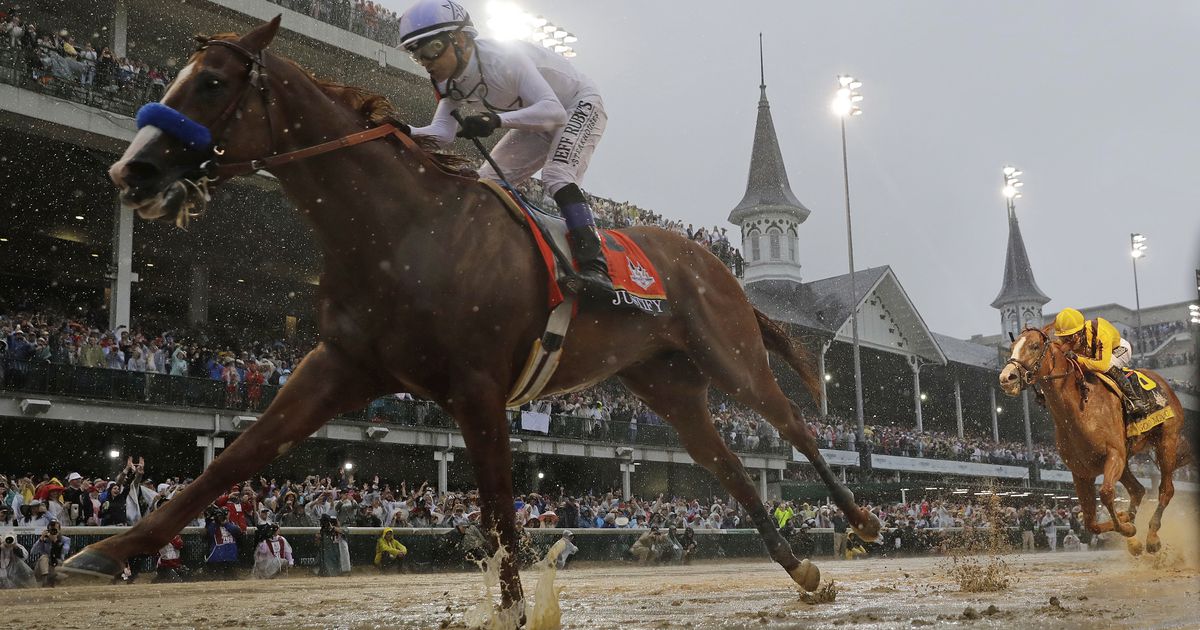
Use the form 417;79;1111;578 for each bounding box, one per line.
727;34;810;285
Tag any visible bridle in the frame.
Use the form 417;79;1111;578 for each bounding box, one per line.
146;38;415;190
1005;327;1073;392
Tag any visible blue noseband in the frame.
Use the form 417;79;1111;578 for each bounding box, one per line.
135;103;212;151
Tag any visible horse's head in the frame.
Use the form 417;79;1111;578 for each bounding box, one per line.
109;16;282;226
999;326;1055;396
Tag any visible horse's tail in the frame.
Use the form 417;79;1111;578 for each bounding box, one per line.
754;308;822;407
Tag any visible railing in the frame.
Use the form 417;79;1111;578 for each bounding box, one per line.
0;359;791;456
0;47;160;119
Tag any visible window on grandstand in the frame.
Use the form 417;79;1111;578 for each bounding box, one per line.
768;230;781;260
749;231;761;262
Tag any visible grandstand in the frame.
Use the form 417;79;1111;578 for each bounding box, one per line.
1;1;1194;507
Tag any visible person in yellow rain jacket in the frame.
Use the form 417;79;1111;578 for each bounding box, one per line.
374;528;408;573
1053;308;1151;415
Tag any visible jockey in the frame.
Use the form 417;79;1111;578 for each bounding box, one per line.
1052;308;1152;415
398;0;612;296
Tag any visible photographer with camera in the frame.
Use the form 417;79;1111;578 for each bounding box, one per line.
0;532;35;588
204;505;241;580
28;519;70;586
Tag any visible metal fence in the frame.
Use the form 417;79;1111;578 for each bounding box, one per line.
0;47;160;119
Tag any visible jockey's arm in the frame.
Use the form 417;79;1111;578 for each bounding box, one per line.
493;50;567;132
1076;319;1121;372
409;98;459;148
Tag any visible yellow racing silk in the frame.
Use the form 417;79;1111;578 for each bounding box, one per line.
1076;317;1122;372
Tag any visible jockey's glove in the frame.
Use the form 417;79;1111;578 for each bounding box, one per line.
456;113;501;139
1064;351;1078;361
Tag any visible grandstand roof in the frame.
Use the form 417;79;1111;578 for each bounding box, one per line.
931;332;1002;371
746;266;947;364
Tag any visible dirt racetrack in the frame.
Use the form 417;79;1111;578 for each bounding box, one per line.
2;546;1197;630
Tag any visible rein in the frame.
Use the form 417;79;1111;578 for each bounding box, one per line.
1006;328;1072;391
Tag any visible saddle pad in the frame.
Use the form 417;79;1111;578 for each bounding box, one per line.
1127;406;1174;438
1122;368;1159;391
600;229;669;316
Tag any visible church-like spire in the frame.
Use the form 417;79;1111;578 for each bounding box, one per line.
727;34;810;225
991;206;1050;308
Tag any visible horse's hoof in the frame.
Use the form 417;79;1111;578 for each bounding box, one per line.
1145;539;1161;554
788;559;821;592
60;548;123;580
851;510;882;543
1126;537;1144;556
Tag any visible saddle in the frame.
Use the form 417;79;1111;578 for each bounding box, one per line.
1092;368;1173;438
477;180;669;408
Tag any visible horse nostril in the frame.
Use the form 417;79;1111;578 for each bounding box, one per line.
122;160;162;189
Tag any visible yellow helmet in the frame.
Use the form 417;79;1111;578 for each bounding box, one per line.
1054;308;1086;337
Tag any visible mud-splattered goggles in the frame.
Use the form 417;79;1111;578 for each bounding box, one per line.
407;34;451;63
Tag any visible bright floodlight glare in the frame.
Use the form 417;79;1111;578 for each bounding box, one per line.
1190;304;1200;324
485;1;533;41
1002;185;1018;199
343;462;354;471
537;471;545;479
996;406;1004;413
920;393;928;401
1003;166;1016;176
563;34;577;43
832;75;862;118
108;449;121;459
824;373;833;382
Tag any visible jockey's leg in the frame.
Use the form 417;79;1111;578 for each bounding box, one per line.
553;183;611;295
1107;366;1151;415
543;97;610;297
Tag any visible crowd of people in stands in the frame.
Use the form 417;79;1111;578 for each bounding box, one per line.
2;12;173;102
265;0;403;46
2;455;1116;587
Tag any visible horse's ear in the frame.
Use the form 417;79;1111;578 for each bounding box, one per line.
1008;332;1015;342
240;14;282;54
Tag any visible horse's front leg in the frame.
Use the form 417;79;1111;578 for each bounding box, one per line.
64;344;379;577
446;379;524;619
1098;447;1136;537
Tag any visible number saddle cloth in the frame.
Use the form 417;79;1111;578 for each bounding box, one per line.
478;180;668;408
1091;368;1173;438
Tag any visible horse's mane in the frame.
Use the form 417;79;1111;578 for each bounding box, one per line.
197;34;476;176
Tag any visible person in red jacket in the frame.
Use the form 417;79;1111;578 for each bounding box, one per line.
215;487;248;531
154;533;186;582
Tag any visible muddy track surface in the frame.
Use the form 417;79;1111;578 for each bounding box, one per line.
2;549;1197;629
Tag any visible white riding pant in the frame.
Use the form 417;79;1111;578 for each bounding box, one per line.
1111;339;1132;369
478;96;607;197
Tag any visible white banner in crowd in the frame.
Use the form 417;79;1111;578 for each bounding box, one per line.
792;448;860;467
870;454;1029;479
520;411;551;434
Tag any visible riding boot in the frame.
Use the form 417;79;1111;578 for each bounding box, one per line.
1107;367;1153;416
554;184;613;298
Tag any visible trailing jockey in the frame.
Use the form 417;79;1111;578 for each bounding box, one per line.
398;0;612;297
1053;307;1154;416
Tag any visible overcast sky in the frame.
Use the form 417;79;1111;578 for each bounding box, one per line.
380;1;1200;339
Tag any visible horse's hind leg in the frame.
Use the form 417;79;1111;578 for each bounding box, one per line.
618;355;821;592
1146;433;1181;554
1117;468;1146;527
686;332;880;542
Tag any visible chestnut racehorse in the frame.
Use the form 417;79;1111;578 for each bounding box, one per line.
1000;326;1193;553
64;17;880;608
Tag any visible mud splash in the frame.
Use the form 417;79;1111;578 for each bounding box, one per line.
526;539;568;630
941;491;1013;592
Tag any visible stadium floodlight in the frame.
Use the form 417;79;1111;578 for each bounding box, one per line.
485;2;578;57
537;471;545;479
832;76;863;117
1130;233;1147;357
343;461;354;471
919;392;928;401
108;449;121;459
1002;165;1023;201
1189;304;1200;325
996;406;1004;413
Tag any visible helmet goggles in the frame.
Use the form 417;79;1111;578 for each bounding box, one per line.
407;33;452;64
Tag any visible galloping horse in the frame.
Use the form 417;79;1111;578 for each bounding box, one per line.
64;17;880;607
1000;326;1193;553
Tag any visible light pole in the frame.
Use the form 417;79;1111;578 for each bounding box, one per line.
1130;233;1147;361
832;75;865;442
